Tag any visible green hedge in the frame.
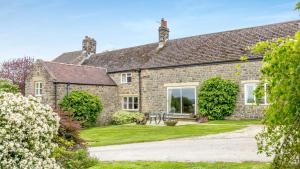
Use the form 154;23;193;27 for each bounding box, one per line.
198;77;239;120
112;111;144;125
59;91;102;127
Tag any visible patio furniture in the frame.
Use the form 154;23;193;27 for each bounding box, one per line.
148;112;162;124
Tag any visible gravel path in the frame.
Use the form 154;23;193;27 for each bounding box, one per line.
88;125;272;162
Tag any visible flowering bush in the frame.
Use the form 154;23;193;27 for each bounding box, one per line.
0;92;61;169
112;111;145;125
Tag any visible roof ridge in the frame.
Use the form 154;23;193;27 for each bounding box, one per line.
166;19;300;43
93;19;300;55
44;60;107;70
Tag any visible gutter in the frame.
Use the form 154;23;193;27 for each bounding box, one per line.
137;68;142;113
54;82;57;109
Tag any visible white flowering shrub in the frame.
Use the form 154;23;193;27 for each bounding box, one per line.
0;92;61;169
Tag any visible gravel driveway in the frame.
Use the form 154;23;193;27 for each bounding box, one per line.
88;125;272;162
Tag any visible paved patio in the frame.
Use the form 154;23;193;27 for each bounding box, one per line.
88;125;272;162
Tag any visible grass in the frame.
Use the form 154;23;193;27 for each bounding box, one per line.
207;120;262;125
80;123;245;147
89;161;270;169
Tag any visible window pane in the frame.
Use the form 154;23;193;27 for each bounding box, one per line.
246;84;256;104
123;97;128;109
134;97;138;109
127;76;132;83
122;74;127;83
168;88;181;113
128;97;133;109
182;88;195;114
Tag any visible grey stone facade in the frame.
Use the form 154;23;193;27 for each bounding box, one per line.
25;59;266;125
25;61;119;125
109;60;266;119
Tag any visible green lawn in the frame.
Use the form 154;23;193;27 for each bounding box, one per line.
207;120;262;125
89;161;270;169
80;123;245;147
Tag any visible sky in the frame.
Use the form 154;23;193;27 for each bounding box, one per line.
0;0;299;62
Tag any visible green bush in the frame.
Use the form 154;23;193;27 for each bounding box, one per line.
0;79;19;93
198;77;239;120
112;111;145;125
59;91;102;127
52;147;98;169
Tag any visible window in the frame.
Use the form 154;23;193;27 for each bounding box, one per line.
167;87;196;114
121;73;132;83
123;96;138;110
35;82;42;96
244;83;267;105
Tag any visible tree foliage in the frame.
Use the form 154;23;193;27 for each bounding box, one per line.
198;77;239;120
0;78;19;93
59;91;102;127
253;31;300;169
0;57;34;95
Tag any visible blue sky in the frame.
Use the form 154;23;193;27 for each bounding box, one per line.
0;0;299;62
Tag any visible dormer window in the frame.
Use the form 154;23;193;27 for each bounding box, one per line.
121;73;132;84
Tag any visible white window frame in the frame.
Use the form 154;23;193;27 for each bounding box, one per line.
35;81;42;96
121;73;132;84
166;86;197;114
122;96;139;111
244;83;268;105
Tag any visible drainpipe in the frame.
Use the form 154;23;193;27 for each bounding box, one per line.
54;82;57;109
66;82;70;96
138;69;142;113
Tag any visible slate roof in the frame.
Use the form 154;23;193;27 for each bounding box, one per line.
53;20;300;72
43;61;116;85
53;51;83;64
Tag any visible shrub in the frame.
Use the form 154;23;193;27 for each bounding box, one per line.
0;78;19;93
198;77;239;120
164;119;178;126
0;92;60;169
112;111;145;125
52;147;98;169
53;109;84;149
59;91;102;127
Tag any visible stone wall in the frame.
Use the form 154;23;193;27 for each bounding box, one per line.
108;71;139;111
25;61;119;125
25;60;55;106
26;59;266;121
139;60;266;119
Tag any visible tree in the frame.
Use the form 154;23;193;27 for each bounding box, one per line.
0;57;34;95
296;2;300;10
252;31;300;168
0;78;19;93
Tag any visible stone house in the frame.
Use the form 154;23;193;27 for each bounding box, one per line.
25;19;300;124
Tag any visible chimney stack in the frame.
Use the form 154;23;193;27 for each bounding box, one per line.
79;36;96;64
159;18;169;43
82;36;96;56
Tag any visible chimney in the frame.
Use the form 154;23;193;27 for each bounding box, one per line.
82;36;96;56
80;36;96;64
158;18;169;47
